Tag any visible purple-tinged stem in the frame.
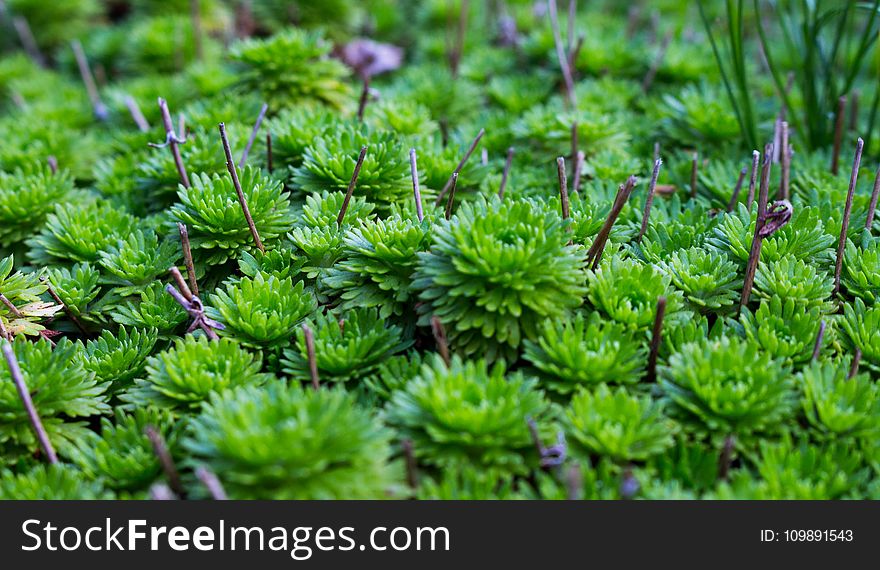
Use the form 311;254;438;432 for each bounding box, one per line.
2;341;58;464
444;172;459;220
811;320;826;361
151;98;190;188
637;158;662;242
436;128;485;204
302;323;320;390
238;102;268;168
586;175;638;269
833;137;864;296
746;150;760;210
177;223;199;297
409;148;424;222
727;165;748;212
337;146;368;227
145;425;185;496
40;276;88;335
740;145;773;309
71;40;108;121
124;95;151;132
646;296;666;382
547;0;576;108
219;122;264;252
865;165;880;233
196;466;228;500
430;316;451;367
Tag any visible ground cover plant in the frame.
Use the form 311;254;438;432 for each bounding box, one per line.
0;0;878;500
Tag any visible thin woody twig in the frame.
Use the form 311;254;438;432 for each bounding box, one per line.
238;102;268;168
2;341;58;464
71;40;108;121
430;316;450;367
47;156;58;174
196;466;228;500
586;175;637;269
190;0;204;61
566;464;582;500
498;147;515;199
409;148;424;222
13;17;46;67
646;296;666;383
177;223;199;297
740;145;773;309
266;132;274;173
569;121;578;173
547;0;576;107
168;267;192;301
164;285;221;340
866;166;880;234
444;172;459;220
435;128;485;204
727;166;748;212
690;151;698;199
219;122;265;252
637;158;662;242
556;157;570;220
151;98;190;188
641;32;671;92
811;320;826;361
718;435;735;481
779;121;790;199
302;323;320;390
402;439;419;491
746;150;760;210
0;293;23;318
124;96;151;132
833;137;864;296
572;150;585;195
337;146;368;227
39;276;88;335
357;78;371;121
848;348;862;379
149;484;177;500
145;425;185;497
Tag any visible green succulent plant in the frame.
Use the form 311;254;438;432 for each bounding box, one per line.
171;167;294;265
0;164;77;247
184;381;398;499
800;360;880;441
710;204;836;266
282;308;411;384
841;239;880;305
27;201;136;266
292;124;411;209
752;255;835;313
325;215;432;320
841;299;880;369
208;272;316;349
78;327;159;391
0;254;61;339
111;281;188;334
124;336;274;412
523;311;647;393
660;336;795;435
386;355;551;475
564;384;678;462
0;337;108;463
70;408;179;493
660;247;741;313
0;463;111;500
750;436;871;500
588;256;685;331
98;229;181;296
414;197;587;361
740;296;826;365
229;29;351;110
45;262;101;320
